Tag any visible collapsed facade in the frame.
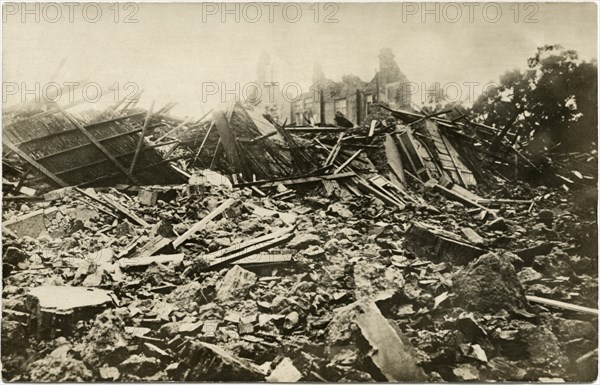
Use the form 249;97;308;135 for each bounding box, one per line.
254;48;412;126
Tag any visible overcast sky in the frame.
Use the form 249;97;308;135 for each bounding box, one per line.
3;2;598;117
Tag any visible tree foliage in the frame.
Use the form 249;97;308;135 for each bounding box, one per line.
471;45;597;153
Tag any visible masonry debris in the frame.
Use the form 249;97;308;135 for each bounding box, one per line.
2;94;597;382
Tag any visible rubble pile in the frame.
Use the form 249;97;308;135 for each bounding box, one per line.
1;99;597;382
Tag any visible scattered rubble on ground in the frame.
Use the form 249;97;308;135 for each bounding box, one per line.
1;99;597;382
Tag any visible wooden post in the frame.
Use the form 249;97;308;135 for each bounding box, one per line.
129;101;155;173
193;121;215;162
213;110;241;170
210;139;222;170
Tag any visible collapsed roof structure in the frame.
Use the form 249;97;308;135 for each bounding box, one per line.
3;99;187;192
4;90;596;212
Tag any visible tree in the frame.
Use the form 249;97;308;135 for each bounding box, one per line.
471;45;597;153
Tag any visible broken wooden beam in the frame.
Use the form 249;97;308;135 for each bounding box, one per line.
368;120;377;137
334;149;363;174
526;295;598;316
384;134;406;184
404;221;485;265
129;101;155;173
119;253;184;269
203;226;295;261
234;253;292;267
101;194;150;227
233;172;356;189
207;232;294;269
123;235;173;260
173;198;236;248
433;183;495;216
208;233;293;268
460;227;485;246
3;139;68;187
475;198;534;206
354;177;405;210
193;121;215;161
284;127;347;133
324;133;346;167
213;111;243;171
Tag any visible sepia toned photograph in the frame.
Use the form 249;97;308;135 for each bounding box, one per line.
1;1;598;382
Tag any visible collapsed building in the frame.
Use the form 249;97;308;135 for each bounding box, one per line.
2;76;598;382
253;48;412;126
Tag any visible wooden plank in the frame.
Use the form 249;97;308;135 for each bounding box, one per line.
74;187;119;213
368;120;377;137
170;165;192;179
120;253;184;269
193;121;215;161
475;198;533;205
234;253;292;266
395;132;419;178
11;168;33;196
213;111;241;170
234;172;356;189
284;127;347;133
173;198;236;248
384;134;406;184
210;138;222;169
204;226;294;261
71;195;119;219
248;130;278;143
433;183;495;216
460;227;485;246
57;106;141;184
127;236;174;260
366;176;407;208
73;187;148;226
439;129;467;186
208;233;294;269
324;133;345;167
355;177;405;210
130;102;155;173
334;149;363;174
250;186;267;197
526;295;598;316
2;139;68;187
